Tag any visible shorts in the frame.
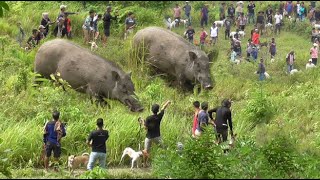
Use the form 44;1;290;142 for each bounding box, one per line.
144;136;163;152
45;141;61;158
104;28;110;37
216;128;228;142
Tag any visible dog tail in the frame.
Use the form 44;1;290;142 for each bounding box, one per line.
82;153;90;156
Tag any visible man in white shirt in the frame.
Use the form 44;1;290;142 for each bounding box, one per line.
210;23;219;45
306;59;316;69
274;10;282;35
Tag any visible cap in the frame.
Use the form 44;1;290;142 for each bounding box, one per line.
38;25;46;29
313;43;318;46
60;5;67;9
309;59;312;62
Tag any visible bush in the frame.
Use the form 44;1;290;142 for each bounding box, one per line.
80;166;110;179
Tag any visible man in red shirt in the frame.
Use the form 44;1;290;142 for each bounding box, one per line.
252;29;260;46
192;101;200;138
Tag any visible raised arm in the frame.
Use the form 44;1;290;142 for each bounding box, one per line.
161;100;171;111
208;107;218;120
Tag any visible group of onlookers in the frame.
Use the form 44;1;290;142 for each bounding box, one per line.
17;4;137;50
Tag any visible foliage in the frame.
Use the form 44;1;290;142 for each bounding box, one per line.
0;1;9;17
80;166;110;179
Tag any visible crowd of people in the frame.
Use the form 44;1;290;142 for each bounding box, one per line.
17;4;137;50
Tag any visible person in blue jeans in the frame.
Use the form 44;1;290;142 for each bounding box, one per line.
87;118;109;170
256;58;266;81
286;50;295;74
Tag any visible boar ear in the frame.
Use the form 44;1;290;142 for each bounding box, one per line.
111;71;121;82
188;51;198;62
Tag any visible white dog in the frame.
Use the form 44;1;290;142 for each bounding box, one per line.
265;22;273;28
230;31;245;38
314;24;320;29
290;69;300;74
264;72;270;79
271;58;275;63
214;19;225;27
180;19;189;27
165;18;179;30
119;147;144;169
89;41;98;51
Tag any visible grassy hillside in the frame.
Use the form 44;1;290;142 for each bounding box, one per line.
1;1;320;179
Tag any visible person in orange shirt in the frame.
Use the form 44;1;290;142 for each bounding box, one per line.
252;29;260;46
192;101;200;138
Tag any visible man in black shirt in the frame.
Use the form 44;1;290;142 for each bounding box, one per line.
143;100;171;153
256;11;265;35
86;118;109;170
266;5;273;24
185;25;195;44
208;99;233;144
247;1;256;24
227;4;236;25
102;6;118;47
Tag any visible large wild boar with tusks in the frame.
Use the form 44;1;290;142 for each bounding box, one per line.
34;39;144;112
133;26;214;90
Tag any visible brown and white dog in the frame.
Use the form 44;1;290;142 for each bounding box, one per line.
89;41;98;51
119;147;149;169
67;153;90;172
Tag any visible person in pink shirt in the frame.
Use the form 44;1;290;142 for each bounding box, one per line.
310;43;319;65
192;101;200;138
199;26;208;49
173;4;182;27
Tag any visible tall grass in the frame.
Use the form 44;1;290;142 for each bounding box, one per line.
1;1;320;178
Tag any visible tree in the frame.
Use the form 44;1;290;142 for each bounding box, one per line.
0;1;9;17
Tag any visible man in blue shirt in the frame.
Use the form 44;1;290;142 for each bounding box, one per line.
195;102;210;137
43;110;66;172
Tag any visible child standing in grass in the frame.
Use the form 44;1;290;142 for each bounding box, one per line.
185;25;195;44
199;26;208;48
269;38;276;61
26;29;39;50
256;58;266;81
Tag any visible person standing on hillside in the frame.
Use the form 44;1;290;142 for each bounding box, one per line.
93;14;102;41
192;101;200;138
41;13;54;37
224;16;232;40
256;58;266;81
247;1;256;24
219;2;226;20
208;99;234;144
124;12;136;40
183;1;192;24
143;100;171;154
310;43;318;65
228;3;236;25
256;11;265;35
266;5;273;24
16;22;25;47
86;118;109;170
102;6;118;48
286;50;295;74
237;13;247;31
200;4;209;27
83;10;95;44
274;10;283;35
54;5;77;37
173;4;182;27
195;102;212;137
185;25;195;44
252;29;260;46
269;38;277;61
43;110;66;172
199;26;208;48
210;23;219;46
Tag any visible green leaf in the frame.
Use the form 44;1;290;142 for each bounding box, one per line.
0;7;3;17
0;2;9;11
